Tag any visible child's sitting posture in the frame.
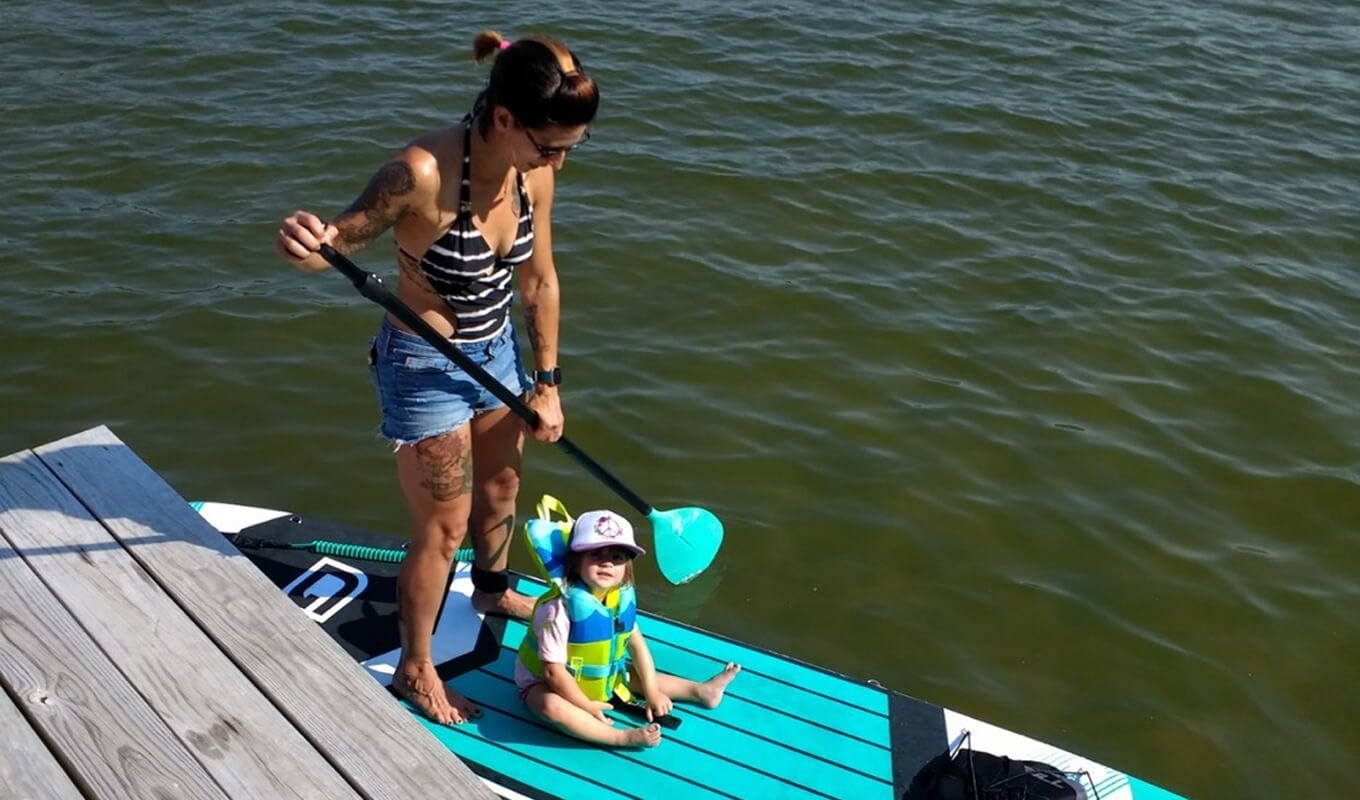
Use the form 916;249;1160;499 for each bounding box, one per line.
515;509;741;747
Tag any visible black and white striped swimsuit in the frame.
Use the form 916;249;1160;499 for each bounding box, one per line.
400;119;534;344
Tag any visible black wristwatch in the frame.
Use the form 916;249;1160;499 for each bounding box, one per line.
534;366;562;387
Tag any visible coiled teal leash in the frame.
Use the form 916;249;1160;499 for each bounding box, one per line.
226;532;472;564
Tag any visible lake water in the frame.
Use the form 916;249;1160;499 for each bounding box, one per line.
3;2;1358;797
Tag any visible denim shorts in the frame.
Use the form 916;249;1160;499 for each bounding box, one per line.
369;316;532;446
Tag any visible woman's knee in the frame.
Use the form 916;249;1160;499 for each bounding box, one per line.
413;514;470;560
480;467;520;506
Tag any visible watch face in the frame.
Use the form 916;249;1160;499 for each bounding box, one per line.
537;367;561;386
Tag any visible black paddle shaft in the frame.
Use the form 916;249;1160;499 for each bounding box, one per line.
318;244;652;516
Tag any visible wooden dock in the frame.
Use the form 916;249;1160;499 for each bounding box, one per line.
0;425;497;800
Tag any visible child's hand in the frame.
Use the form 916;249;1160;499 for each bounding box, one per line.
590;701;614;725
646;692;673;721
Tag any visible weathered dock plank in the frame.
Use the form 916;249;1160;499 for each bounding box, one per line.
0;689;84;800
0;529;230;800
0;449;362;800
33;426;495;800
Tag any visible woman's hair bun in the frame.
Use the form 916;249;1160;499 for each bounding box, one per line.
472;30;505;63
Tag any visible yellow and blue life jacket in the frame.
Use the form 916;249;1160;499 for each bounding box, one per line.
518;582;636;702
517;495;637;702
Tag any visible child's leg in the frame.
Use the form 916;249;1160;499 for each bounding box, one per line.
522;684;661;747
637;662;742;709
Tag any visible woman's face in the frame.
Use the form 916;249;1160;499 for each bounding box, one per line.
578;546;633;591
490;105;590;171
515;122;590;171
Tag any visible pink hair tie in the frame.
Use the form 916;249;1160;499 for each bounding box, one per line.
499;40;512;51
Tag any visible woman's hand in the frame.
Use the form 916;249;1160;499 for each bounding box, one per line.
645;692;673;721
275;210;337;271
527;387;564;442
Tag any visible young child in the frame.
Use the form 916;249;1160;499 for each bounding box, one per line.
515;508;741;747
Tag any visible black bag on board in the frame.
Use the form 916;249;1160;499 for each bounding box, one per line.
918;748;1089;800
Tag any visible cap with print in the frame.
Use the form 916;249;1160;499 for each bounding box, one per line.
569;510;646;558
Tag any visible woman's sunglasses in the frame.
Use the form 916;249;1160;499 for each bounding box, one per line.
523;126;591;159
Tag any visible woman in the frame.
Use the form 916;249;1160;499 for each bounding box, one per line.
274;30;598;726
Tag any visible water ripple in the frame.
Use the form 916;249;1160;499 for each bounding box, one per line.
3;2;1359;797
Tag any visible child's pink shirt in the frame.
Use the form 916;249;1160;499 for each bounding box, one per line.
514;594;572;690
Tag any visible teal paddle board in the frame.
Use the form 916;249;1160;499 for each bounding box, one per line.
193;501;1190;800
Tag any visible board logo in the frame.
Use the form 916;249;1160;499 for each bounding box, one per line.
282;557;368;623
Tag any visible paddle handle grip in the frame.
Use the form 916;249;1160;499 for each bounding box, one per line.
318;245;654;517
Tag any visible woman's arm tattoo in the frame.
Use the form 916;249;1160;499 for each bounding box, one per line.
334;161;417;254
524;302;547;357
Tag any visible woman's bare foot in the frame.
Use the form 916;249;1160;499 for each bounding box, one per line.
616;723;662;748
471;587;536;620
696;662;742;709
393;660;480;725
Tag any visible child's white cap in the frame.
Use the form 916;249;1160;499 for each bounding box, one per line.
570;510;646;558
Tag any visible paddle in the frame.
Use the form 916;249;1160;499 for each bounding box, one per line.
317;244;723;584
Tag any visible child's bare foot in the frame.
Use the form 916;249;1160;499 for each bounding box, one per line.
393;660;480;725
471;587;535;621
617;723;662;747
697;662;742;709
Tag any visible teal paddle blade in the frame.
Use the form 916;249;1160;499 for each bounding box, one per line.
648;506;723;585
